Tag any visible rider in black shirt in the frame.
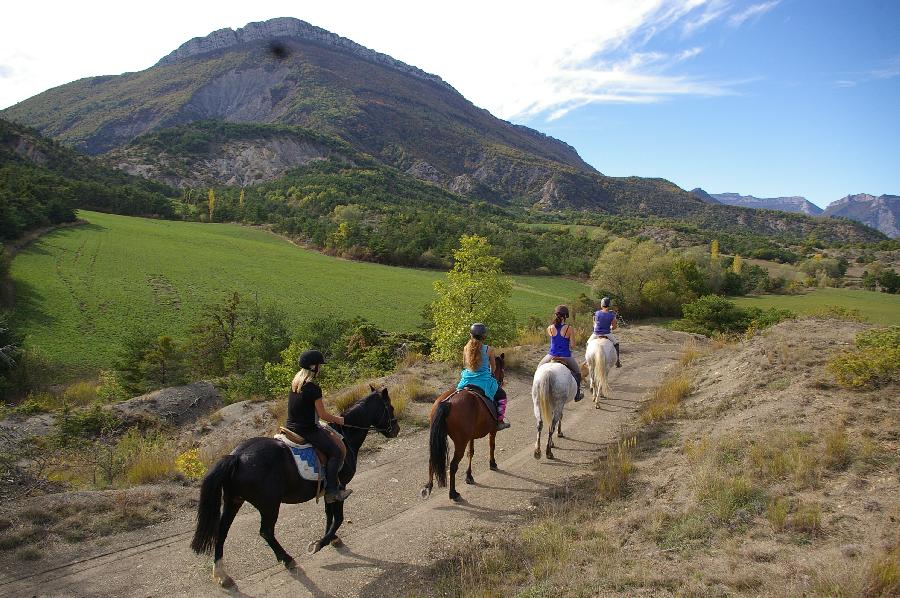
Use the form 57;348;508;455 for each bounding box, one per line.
285;350;352;503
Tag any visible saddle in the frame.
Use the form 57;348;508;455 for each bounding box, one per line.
549;356;571;365
275;426;347;482
444;386;498;421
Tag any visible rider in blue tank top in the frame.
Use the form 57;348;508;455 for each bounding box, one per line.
536;305;583;402
589;297;621;367
457;323;510;430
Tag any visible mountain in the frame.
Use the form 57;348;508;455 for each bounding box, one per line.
689;188;720;204
710;192;823;216
824;194;899;238
0;18;886;245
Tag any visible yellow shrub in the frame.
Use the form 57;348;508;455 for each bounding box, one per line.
175;449;207;480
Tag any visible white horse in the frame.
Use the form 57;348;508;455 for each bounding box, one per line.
584;337;616;408
531;362;577;460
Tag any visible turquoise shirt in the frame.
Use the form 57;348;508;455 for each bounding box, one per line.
457;344;499;400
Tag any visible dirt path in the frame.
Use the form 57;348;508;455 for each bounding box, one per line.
0;327;689;597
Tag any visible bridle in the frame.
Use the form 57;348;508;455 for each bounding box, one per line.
337;393;398;434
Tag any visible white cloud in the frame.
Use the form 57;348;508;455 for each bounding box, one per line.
834;55;900;88
0;0;744;121
728;1;781;27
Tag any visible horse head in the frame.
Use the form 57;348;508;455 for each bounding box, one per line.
347;387;400;438
494;352;506;387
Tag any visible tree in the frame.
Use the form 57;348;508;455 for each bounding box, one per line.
430;235;515;361
731;254;743;275
208;189;216;221
710;239;720;260
238;188;245;210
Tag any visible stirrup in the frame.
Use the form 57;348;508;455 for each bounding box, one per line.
496;420;511;431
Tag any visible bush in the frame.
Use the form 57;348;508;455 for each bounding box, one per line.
174;448;207;480
677;295;753;336
828;326;900;390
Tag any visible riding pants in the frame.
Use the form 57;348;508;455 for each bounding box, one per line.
538;354;582;388
297;426;344;494
494;387;508;421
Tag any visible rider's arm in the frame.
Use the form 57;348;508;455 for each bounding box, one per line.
315;398;345;426
565;324;576;343
487;346;496;374
611;317;618;330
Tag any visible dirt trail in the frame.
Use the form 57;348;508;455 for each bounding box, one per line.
0;327;691;598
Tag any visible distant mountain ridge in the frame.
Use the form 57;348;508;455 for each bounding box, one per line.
710;192;823;216
824;193;899;238
0;17;886;245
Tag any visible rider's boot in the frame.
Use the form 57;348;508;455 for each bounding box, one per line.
615;343;621;368
323;457;352;503
574;385;584;402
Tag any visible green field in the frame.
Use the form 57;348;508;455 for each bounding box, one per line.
732;288;900;326
11;211;588;373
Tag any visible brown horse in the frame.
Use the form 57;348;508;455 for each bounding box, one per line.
421;354;505;502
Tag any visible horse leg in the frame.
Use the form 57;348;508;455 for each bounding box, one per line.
534;418;543;459
257;501;294;567
212;494;243;588
309;501;344;554
546;416;557;460
489;431;498;470
557;410;564;438
448;438;465;502
465;439;475;485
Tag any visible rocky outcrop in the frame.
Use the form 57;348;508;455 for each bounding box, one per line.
824;193;900;238
113;381;221;427
156;17;455;92
107;134;345;188
689;188;720;204
710;192;823;215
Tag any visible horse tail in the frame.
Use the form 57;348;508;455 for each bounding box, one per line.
597;341;611;398
190;453;239;555
429;401;451;488
536;367;553;426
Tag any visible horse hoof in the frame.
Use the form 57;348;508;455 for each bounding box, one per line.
449;492;462;502
533;450;541;459
215;574;234;588
331;537;343;547
284;558;298;570
465;476;475;485
307;541;321;555
558;431;565;438
420;486;431;499
595;403;601;409
547;451;555;460
490;461;498;471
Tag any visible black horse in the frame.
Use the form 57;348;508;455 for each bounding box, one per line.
190;387;400;587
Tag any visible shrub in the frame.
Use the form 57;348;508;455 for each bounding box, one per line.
828;326;900;390
640;372;692;425
62;381;98;406
174;448;207;480
809;304;867;322
678;295;752;336
766;497;789;531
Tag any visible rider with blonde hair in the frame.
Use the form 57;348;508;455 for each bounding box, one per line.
457;323;510;430
285;350;352;503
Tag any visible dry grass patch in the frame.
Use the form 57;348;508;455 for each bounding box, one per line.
399;350;428;368
640;372;693;425
787;501;822;536
766;496;790;531
597;436;635;501
680;339;703;367
866;544;900;597
329;382;372;412
496;345;528;370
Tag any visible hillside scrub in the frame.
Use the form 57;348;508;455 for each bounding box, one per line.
828;325;900;389
670;294;795;337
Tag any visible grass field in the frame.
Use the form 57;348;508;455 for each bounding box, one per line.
10;211;589;373
521;222;610;240
732;288;900;326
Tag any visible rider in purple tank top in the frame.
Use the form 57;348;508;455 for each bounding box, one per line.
537;305;583;402
589;297;621;367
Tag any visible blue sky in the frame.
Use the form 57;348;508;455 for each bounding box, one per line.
2;1;898;207
517;1;900;207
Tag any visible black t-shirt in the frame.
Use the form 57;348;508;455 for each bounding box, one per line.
286;381;323;433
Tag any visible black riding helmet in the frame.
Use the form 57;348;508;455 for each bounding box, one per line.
470;323;486;339
601;297;611;308
298;349;326;370
555;305;570;318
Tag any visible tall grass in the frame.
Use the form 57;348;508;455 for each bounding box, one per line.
597;437;636;501
639;373;693;425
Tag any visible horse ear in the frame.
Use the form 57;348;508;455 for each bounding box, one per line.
370;384;377;392
380;387;390;401
500;352;505;360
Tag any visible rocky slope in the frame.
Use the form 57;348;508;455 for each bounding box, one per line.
711;192;824;215
824;193;899;238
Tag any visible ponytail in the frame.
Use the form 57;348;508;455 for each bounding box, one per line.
553;313;563;326
464;338;483;370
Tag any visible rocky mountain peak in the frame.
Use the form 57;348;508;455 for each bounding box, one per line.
155;17;455;92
